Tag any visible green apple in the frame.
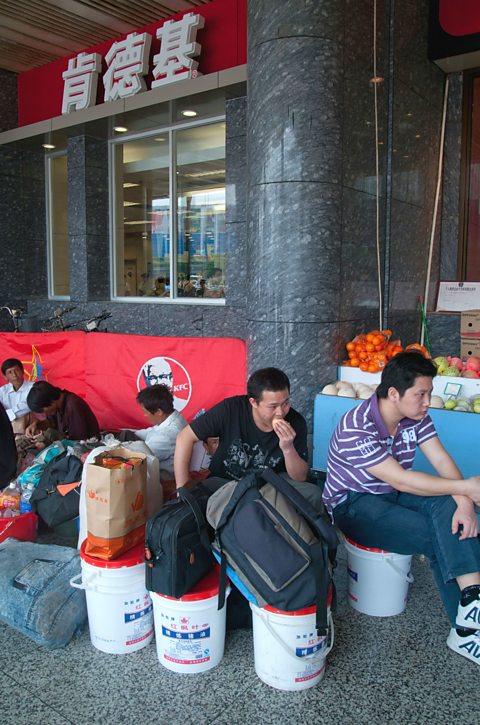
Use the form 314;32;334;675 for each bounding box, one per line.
444;398;457;410
433;356;449;375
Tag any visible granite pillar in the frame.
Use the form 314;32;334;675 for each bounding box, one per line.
0;70;17;132
247;0;344;424
68;135;109;302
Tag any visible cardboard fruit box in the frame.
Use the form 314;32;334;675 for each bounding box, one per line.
461;310;480;358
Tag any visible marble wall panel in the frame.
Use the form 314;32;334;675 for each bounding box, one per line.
69;234;89;302
394;0;444;109
340;187;384;318
225;97;247;140
247;319;341;430
86;243;110;300
425;313;460;358
146;305;204;337
344;0;388;70
248;181;342;323
391;83;433;207
226;221;247;309
225;136;246;225
440;73;463;282
248;37;342;187
202;306;247;339
225;96;247;313
249;0;342;46
0;70;17;132
68;135;109;303
386;311;421;349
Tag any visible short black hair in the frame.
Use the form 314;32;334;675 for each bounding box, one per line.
27;381;62;412
1;358;23;375
377;352;437;398
247;367;290;402
136;384;174;415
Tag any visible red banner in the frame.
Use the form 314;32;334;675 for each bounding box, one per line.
0;332;246;430
0;332;87;398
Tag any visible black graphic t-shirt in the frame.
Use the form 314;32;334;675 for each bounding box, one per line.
190;395;308;480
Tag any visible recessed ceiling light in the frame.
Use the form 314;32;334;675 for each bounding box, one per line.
181;110;197;117
154;137;166;142
123;201;140;207
114;126;128;132
123;182;140;188
42;143;56;149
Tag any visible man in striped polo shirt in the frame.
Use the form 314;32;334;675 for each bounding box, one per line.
324;352;480;666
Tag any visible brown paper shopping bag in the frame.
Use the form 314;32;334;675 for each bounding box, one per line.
85;446;148;559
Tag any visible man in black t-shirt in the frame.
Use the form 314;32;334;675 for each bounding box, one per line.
174;367;321;507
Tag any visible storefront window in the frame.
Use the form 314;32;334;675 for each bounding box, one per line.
176;124;225;299
46;153;70;297
112;116;225;301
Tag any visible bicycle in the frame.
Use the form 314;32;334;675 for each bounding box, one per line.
1;305;25;332
41;307;112;333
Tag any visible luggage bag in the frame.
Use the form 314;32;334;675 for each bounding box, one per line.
145;482;215;598
206;468;338;634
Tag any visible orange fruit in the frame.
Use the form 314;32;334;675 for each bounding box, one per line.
368;363;379;373
405;343;430;358
346;341;355;351
359;362;369;371
365;342;375;352
350;357;360;367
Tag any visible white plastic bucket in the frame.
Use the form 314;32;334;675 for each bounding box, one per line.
151;567;229;674
250;596;334;692
344;537;413;617
70;542;154;654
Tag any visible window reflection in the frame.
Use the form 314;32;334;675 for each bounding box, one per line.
47;154;70;297
113;118;225;301
176;123;225;298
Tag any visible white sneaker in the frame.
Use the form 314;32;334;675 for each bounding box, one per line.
456;586;480;629
447;628;480;665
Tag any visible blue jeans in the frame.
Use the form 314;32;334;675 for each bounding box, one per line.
333;491;480;627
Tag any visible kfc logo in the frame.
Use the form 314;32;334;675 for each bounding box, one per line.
137;356;192;411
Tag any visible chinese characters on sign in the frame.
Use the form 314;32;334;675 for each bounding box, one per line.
61;12;205;115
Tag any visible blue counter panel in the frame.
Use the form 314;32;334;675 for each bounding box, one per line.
313;394;480;478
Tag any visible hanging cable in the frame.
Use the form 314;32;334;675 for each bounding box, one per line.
373;0;383;331
421;75;449;347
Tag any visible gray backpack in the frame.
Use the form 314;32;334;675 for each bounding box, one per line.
206;468;337;634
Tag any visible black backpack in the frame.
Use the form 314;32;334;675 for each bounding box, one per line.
206;468;338;634
145;482;215;598
30;451;83;527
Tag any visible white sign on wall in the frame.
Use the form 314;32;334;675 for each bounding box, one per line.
61;12;204;115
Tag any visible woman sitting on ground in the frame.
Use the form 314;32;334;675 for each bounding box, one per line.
120;384;187;477
25;381;100;445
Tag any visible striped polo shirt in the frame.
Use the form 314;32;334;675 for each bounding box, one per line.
323;394;437;514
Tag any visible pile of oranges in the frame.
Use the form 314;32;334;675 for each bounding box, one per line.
344;329;402;373
344;330;430;373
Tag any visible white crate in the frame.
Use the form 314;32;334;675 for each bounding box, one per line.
338;366;480;401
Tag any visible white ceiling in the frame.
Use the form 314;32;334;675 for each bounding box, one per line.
0;0;214;73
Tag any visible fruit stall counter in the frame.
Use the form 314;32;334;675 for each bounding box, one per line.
313;391;480;478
